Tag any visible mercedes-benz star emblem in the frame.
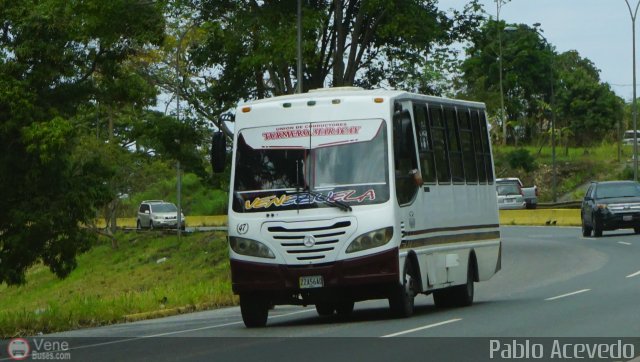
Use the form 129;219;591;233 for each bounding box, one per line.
303;234;316;247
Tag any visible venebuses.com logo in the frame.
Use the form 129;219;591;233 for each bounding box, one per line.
7;338;30;360
5;338;71;361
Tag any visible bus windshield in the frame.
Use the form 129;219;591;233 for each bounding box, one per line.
232;119;390;213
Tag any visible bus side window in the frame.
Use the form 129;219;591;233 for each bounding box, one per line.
479;111;494;182
429;106;450;184
471;110;487;183
413;103;436;183
393;106;420;205
458;107;478;184
445;107;465;183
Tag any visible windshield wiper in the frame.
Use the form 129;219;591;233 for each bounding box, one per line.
288;188;352;212
307;188;352;212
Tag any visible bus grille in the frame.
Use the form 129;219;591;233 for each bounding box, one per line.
263;219;356;262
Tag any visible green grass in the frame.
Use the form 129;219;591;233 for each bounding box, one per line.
493;142;628;202
0;231;236;338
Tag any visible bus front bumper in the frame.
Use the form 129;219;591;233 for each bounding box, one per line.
230;248;399;303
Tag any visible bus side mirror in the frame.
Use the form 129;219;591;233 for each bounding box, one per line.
211;131;226;173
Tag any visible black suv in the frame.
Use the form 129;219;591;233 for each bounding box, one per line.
581;181;640;237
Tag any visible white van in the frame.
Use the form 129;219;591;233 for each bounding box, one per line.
623;130;640;145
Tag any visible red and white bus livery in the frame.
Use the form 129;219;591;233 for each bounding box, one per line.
215;87;501;327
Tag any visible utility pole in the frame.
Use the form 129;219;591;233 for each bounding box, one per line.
296;0;303;93
496;0;510;145
625;0;640;181
175;24;196;240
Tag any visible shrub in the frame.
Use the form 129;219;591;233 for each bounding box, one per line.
618;165;635;181
506;148;537;172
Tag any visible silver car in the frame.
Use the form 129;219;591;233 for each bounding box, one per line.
496;184;526;210
137;200;185;230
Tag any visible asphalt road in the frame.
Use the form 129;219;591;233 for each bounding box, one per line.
12;226;640;361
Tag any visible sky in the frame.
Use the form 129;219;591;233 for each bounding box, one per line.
437;0;638;101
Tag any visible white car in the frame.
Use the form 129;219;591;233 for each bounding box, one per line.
496;184;526;210
137;200;185;230
496;177;538;209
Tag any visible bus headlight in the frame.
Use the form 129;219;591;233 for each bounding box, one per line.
229;237;275;259
346;227;394;253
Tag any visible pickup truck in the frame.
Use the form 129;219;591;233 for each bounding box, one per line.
496;178;539;209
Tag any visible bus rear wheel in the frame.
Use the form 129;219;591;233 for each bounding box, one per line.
240;294;269;328
434;262;474;308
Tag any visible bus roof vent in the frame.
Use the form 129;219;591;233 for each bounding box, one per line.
308;86;364;93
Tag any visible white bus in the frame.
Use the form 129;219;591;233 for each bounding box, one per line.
212;87;501;327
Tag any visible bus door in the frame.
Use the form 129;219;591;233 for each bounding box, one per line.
392;102;422;240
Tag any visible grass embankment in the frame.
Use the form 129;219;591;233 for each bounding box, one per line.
0;231;236;338
94;215;228;228
494;143;630;201
500;209;580;226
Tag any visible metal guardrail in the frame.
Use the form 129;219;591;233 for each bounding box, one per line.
120;226;228;233
536;201;582;209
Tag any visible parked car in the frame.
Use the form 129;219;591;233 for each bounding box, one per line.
622;130;640;146
137;200;185;230
496;183;526;210
581;180;640;237
496;177;538;209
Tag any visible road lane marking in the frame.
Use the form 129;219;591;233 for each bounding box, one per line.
48;309;316;354
626;270;640;278
545;289;591;301
145;309;314;337
618;241;632;245
145;321;243;337
381;318;462;337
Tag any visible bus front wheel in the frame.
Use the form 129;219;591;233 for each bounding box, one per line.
240;294;269;328
315;303;334;316
389;261;416;318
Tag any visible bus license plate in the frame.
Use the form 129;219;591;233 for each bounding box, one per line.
623;215;633;221
299;275;324;289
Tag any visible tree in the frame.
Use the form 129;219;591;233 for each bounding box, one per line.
458;21;554;144
458;20;623;147
553;51;624;145
0;0;165;285
158;0;482;137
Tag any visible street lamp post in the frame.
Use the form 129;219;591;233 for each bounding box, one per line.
534;26;557;202
176;34;182;240
175;23;198;239
496;0;510;145
624;0;640;181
